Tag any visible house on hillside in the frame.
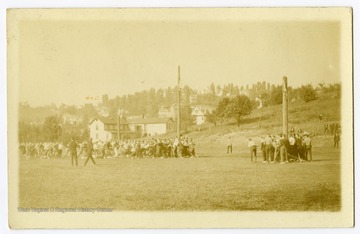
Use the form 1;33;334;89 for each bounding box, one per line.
239;89;250;97
126;114;150;120
191;105;215;125
158;104;177;119
127;117;175;137
255;97;264;109
89;116;133;141
62;113;83;125
95;105;110;117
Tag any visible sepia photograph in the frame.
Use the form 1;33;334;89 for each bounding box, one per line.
7;7;354;228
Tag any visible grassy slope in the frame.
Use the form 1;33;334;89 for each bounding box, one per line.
186;98;341;156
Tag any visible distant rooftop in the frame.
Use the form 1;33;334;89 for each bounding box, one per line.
127;117;174;125
89;116;128;125
89;116;174;125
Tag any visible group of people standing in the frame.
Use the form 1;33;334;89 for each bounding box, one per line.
19;142;64;160
324;122;341;135
68;137;96;167
247;132;313;164
67;136;197;166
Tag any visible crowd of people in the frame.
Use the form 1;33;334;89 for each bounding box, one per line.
19;137;197;161
324;122;341;135
18;142;65;160
91;137;197;159
19;125;340;164
247;129;314;164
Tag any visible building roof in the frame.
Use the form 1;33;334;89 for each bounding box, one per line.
127;117;174;125
191;105;215;115
89;116;128;125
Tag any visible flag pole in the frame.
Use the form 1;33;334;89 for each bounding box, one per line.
177;66;181;138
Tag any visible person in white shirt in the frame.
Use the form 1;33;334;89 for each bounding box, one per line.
288;134;296;157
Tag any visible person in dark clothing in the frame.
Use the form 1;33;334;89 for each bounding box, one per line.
68;138;78;166
324;123;329;134
227;137;233;154
295;134;303;161
304;134;312;161
334;133;340;148
248;138;257;163
283;134;290;162
279;135;287;163
84;138;96;166
260;137;266;162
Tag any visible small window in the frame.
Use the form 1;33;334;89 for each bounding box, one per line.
96;124;98;130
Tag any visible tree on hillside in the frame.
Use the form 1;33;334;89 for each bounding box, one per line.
318;82;325;90
214;97;230;125
206;110;217;126
214;95;252;127
19;121;41;143
225;95;252;127
322;83;341;98
269;85;283;105
43;115;62;141
182;85;191;105
210;83;216;100
299;84;317;102
257;85;282;106
102;94;109;106
180;105;195;133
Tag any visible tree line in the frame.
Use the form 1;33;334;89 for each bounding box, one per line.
18;81;341;143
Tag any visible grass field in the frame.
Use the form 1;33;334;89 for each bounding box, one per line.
19;146;340;211
18;98;341;211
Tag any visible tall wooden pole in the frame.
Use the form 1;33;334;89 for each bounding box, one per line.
282;76;288;136
177;66;181;138
117;112;120;141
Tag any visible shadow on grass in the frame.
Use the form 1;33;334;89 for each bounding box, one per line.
241;115;271;125
221;115;271;127
311;159;339;162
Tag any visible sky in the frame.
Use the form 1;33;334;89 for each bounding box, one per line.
16;11;340;106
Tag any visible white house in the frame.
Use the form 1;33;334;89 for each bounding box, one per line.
255;97;264;109
158;104;177;119
191;105;215;125
127;117;175;137
89;116;132;141
89;118;110;141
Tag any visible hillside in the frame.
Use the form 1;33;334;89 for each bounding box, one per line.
19;105;58;123
183;97;341;156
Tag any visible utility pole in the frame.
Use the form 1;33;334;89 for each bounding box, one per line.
177;65;181;138
282;76;288;136
117;112;120;141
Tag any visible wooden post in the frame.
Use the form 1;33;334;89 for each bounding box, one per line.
282;76;288;136
177;66;181;138
117;113;120;141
